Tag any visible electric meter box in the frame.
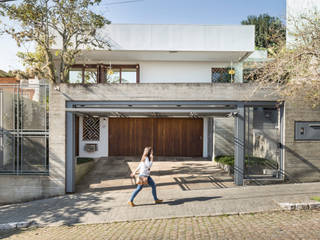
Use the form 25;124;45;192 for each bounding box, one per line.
295;121;320;141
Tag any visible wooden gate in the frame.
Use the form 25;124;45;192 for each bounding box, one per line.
109;118;203;157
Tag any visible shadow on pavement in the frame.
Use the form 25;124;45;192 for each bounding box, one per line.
166;196;222;205
136;196;221;207
0;193;113;226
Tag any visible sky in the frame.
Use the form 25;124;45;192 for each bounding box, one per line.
0;0;286;72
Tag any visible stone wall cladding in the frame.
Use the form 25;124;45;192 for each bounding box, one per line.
284;101;320;182
214;118;234;157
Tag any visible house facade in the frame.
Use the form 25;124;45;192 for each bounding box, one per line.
0;16;319;204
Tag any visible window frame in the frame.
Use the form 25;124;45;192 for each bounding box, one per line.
69;64;140;84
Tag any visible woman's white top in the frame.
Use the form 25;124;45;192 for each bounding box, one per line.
138;157;153;176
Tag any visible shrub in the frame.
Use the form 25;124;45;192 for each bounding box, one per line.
215;155;278;168
77;157;94;165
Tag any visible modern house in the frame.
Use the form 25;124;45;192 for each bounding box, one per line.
0;0;319;205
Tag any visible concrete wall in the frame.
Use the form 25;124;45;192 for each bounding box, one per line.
284;101;320;182
57;83;277;101
213;118;234;157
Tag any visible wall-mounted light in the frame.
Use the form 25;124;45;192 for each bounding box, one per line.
107;61;113;75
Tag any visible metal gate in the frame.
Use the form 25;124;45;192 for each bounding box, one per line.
0;83;49;174
244;106;283;181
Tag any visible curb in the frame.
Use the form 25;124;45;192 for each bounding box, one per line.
0;221;36;230
278;202;320;210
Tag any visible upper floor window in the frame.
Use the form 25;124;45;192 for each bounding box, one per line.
211;68;232;83
68;64;139;84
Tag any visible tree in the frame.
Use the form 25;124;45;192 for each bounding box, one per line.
0;0;110;83
246;11;320;108
241;14;286;55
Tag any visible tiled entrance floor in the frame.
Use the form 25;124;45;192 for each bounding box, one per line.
76;157;235;193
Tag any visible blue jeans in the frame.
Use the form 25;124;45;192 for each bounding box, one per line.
129;176;158;202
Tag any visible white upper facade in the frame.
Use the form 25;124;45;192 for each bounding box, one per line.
57;24;255;84
102;24;254;52
98;24;254;63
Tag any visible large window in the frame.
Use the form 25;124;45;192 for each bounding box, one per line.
211;68;232;83
68;64;140;84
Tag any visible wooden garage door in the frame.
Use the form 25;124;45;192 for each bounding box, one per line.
109;118;203;157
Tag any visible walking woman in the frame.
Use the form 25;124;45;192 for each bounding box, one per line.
128;147;162;207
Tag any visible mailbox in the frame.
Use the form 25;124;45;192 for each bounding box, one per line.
295;121;320;141
84;143;98;152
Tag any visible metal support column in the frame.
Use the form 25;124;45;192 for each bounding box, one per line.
66;109;75;193
234;103;245;186
279;105;285;180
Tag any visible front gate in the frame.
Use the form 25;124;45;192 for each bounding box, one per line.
0;83;49;174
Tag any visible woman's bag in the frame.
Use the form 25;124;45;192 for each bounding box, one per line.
137;176;148;185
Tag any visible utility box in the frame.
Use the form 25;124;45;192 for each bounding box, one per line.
295;121;320;141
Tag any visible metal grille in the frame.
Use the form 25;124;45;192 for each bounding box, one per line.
83;117;100;141
212;68;232;83
0;83;49;175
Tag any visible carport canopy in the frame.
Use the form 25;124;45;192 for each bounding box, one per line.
66;101;239;118
65;100;279;193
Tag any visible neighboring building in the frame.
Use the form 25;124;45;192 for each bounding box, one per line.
0;11;319;204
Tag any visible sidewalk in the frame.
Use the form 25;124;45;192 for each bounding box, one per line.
2;210;320;240
0;182;319;227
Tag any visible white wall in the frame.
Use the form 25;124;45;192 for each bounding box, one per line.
140;61;243;83
101;24;254;52
81;60;242;83
140;61;213;83
79;117;108;158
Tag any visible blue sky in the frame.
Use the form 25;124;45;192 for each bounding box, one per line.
0;0;286;71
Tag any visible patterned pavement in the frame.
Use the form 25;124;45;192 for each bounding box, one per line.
1;210;320;240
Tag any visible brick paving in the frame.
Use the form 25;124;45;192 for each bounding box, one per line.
1;210;320;240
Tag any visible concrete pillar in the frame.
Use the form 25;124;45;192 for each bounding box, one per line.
207;118;214;160
66;110;75;193
234;103;245;185
203;117;208;158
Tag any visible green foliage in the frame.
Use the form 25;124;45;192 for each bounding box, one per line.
241;13;286;53
311;196;320;202
77;157;94;165
0;0;110;83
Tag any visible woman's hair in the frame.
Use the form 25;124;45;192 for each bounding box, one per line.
142;146;152;160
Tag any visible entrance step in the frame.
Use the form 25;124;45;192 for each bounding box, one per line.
244;176;285;186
